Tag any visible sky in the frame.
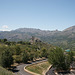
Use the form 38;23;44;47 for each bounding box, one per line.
0;0;75;31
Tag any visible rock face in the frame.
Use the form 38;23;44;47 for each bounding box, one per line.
30;36;41;44
0;25;75;49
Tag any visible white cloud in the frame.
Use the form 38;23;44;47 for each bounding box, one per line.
0;25;11;31
2;25;8;29
0;29;10;31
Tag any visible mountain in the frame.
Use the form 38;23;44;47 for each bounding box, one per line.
0;28;61;41
64;26;75;32
0;26;75;50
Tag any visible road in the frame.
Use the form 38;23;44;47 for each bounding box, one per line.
46;66;75;75
13;59;47;75
57;71;75;75
46;67;56;75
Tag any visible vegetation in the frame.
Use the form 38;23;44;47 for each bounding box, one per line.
1;48;13;68
1;26;75;51
0;38;75;74
0;39;53;68
0;66;13;75
15;46;21;55
22;50;29;63
26;61;50;75
48;47;74;70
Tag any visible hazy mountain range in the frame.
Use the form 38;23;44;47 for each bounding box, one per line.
0;26;75;50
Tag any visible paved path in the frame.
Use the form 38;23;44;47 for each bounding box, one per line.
14;63;32;75
46;66;75;75
13;59;47;75
57;71;75;75
46;67;56;75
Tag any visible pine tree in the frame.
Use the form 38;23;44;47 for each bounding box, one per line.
1;49;13;68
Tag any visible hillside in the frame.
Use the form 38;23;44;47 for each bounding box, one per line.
0;28;61;41
0;26;75;50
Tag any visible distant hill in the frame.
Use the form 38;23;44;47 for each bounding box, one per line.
0;28;61;41
0;26;75;50
63;26;75;32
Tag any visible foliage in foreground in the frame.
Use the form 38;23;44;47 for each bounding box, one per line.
0;38;74;72
1;48;13;68
0;66;13;75
0;39;53;67
48;47;74;70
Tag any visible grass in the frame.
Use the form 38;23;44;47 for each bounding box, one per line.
0;66;13;75
26;61;50;75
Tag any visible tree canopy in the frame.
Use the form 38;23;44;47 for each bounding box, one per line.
48;47;73;70
1;48;13;68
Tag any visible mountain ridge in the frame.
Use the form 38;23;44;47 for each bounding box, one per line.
0;25;75;50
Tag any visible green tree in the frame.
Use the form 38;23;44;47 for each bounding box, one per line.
22;50;29;63
13;55;22;63
3;39;7;42
41;48;47;58
29;52;34;61
68;51;74;63
5;41;11;45
1;49;13;68
48;47;73;70
0;39;1;42
15;46;21;55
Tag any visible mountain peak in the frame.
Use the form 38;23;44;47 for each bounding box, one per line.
63;25;75;32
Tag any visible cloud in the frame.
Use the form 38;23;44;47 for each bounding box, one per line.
2;25;8;29
0;25;10;31
0;29;10;31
